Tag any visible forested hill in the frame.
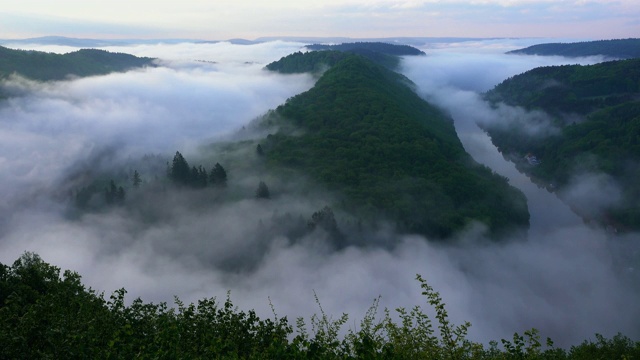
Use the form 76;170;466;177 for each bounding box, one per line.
0;46;155;81
507;38;640;59
263;53;529;238
306;42;425;55
482;59;640;230
266;42;424;72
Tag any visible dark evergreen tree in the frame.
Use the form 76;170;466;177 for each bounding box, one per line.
197;165;208;188
104;180;117;205
132;170;142;188
190;166;200;187
255;181;270;199
256;144;264;156
209;163;227;187
307;206;344;245
104;180;125;205
170;151;191;185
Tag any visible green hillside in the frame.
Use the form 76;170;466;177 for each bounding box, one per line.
263;53;529;238
0;46;155;81
266;42;425;74
507;38;640;59
483;59;640;230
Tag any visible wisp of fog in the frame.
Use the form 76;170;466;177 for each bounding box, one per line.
0;39;638;348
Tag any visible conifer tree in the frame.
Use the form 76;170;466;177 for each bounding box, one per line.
255;181;270;199
132;170;142;188
170;151;190;185
210;163;227;187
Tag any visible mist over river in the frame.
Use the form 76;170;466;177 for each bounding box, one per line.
0;39;638;347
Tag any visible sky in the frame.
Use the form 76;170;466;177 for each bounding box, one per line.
1;0;639;40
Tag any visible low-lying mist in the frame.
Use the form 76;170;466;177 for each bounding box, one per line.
0;39;638;348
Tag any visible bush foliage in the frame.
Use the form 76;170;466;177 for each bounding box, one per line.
2;253;639;359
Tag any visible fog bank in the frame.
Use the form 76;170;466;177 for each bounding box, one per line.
0;40;638;348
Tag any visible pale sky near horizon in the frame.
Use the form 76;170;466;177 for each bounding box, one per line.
1;0;638;41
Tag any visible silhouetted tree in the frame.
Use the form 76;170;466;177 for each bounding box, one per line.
196;165;208;188
104;180;125;205
255;181;270;199
256;144;264;156
132;170;142;188
170;151;190;185
210;163;227;187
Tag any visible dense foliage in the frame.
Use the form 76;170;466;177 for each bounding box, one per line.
2;253;639;359
306;42;426;56
0;46;155;81
266;42;425;73
263;53;529;238
483;59;640;230
265;50;352;74
507;38;640;59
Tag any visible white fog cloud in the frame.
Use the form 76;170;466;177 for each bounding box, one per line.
0;40;638;350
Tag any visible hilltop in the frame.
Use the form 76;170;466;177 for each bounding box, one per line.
483;59;640;230
0;46;155;81
266;42;425;73
262;51;529;238
507;38;640;59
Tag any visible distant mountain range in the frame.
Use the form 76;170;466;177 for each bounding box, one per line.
0;35;506;48
507;38;640;59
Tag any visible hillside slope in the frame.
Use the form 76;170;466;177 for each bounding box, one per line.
263;53;529;238
507;38;640;59
483;59;640;230
0;46;155;81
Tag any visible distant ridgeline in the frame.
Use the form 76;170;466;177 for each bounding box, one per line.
507;38;640;59
262;49;529;239
483;58;640;231
265;41;425;73
0;46;155;82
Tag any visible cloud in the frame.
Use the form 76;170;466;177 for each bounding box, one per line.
559;172;623;219
0;40;639;351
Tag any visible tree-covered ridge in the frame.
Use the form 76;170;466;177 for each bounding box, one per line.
263;53;529;238
485;59;640;117
507;38;640;59
482;59;640;230
0;46;155;81
2;252;639;359
265;50;351;74
307;41;425;56
266;42;425;74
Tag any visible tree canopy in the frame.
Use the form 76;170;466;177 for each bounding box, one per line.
1;252;638;359
0;46;155;82
483;58;640;230
264;53;529;238
507;38;640;59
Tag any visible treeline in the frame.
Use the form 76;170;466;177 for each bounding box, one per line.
73;151;231;211
306;42;426;56
168;151;228;188
0;46;155;82
265;50;351;74
264;53;529;238
265;41;425;74
485;59;640;117
483;59;640;230
2;252;638;359
507;38;640;59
